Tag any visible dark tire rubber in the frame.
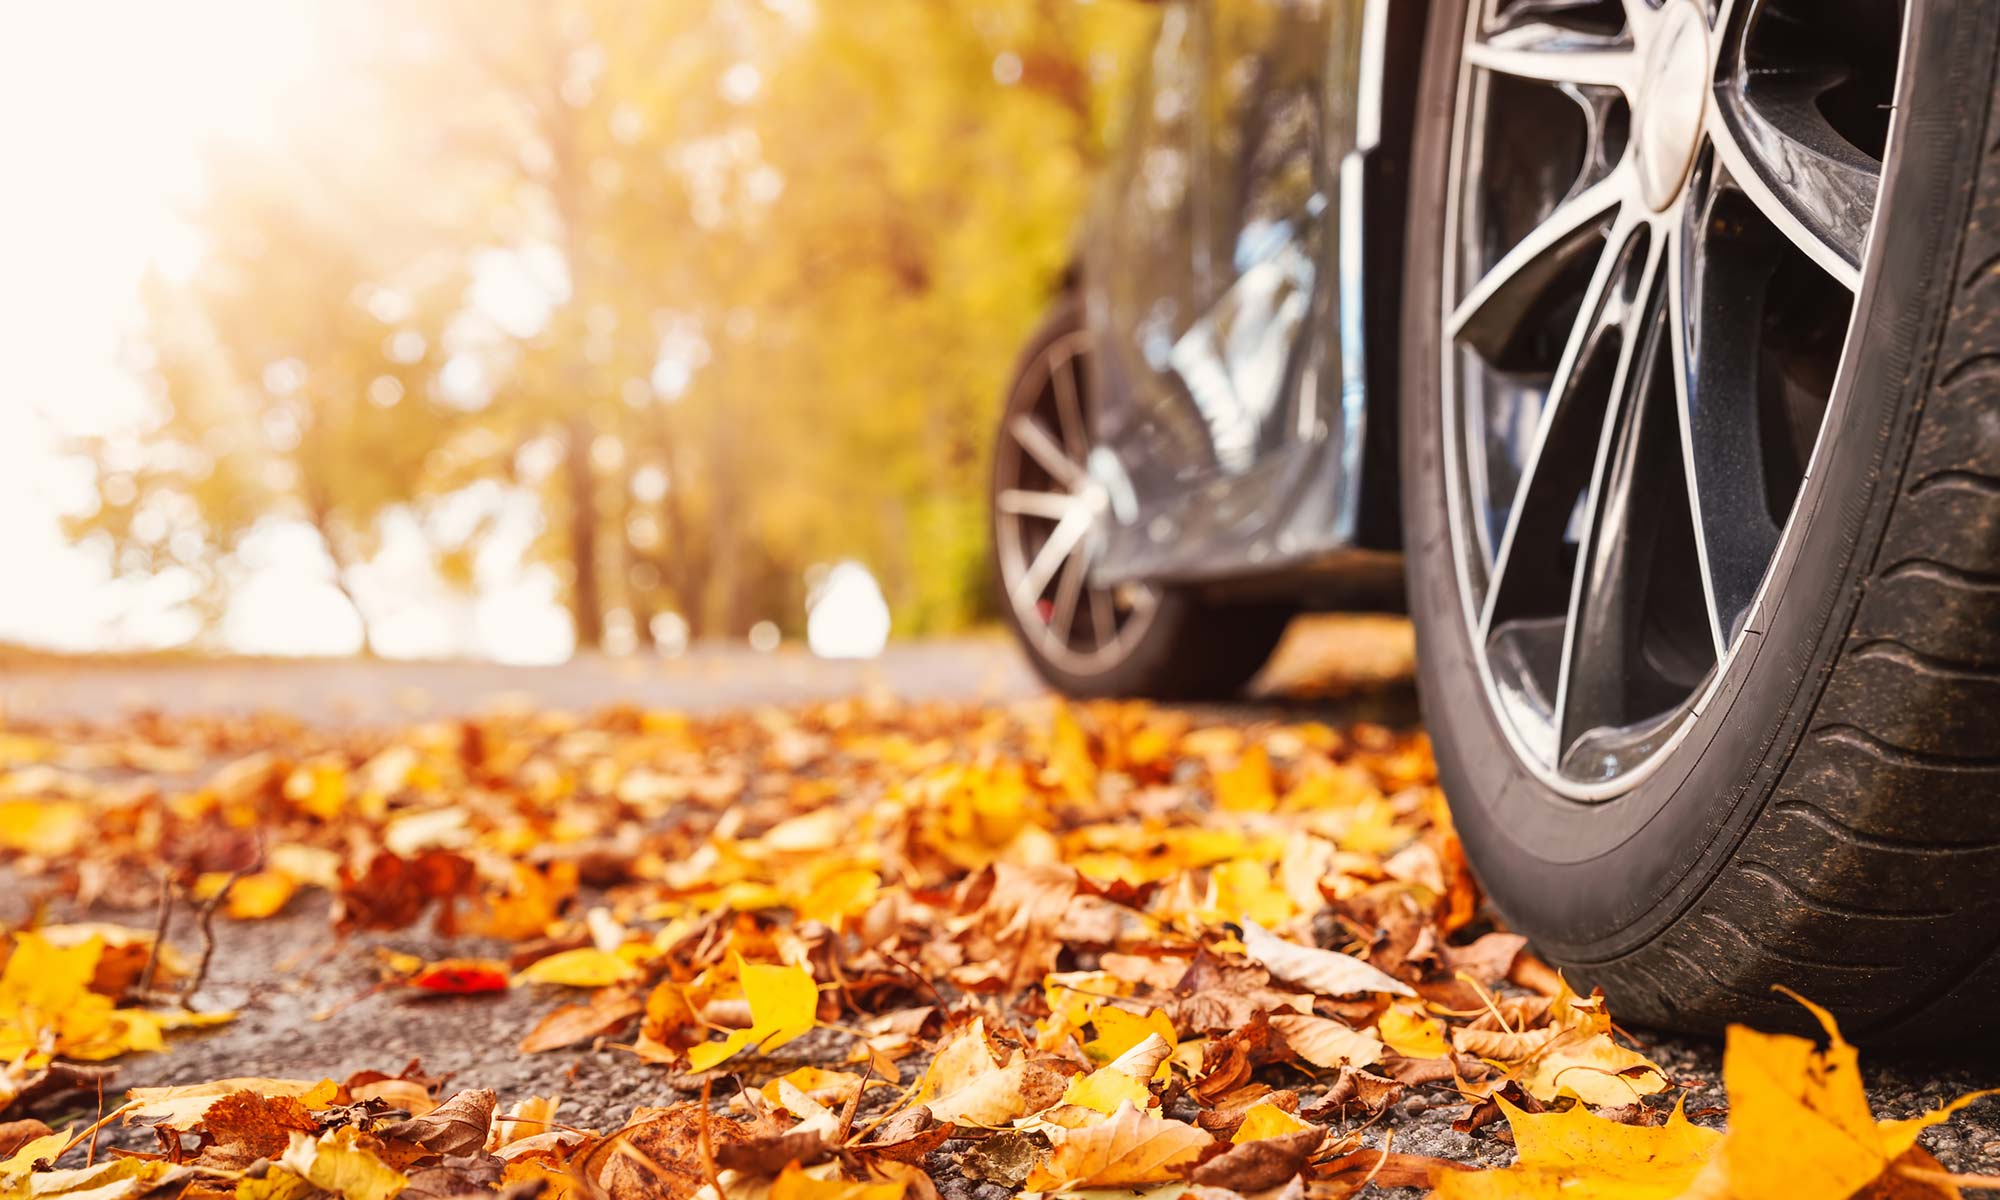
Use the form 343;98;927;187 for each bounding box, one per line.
993;299;1293;702
1401;0;2000;1040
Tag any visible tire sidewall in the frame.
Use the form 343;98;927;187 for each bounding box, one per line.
1400;0;1984;962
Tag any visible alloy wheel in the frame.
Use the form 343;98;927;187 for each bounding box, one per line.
993;331;1159;675
1440;0;1907;796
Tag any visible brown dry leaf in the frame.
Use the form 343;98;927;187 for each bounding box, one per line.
1187;1126;1321;1191
0;1121;54;1159
1269;1014;1382;1070
380;1089;497;1158
518;989;643;1054
1322;1147;1473;1190
587;1103;742;1200
927;1058;1070;1127
200;1091;321;1162
1239;921;1415;998
1022;1101;1214;1191
125;1078;337;1131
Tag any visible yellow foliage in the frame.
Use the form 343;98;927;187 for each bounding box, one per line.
516;949;642;989
0;800;87;856
684;960;819;1071
1432;1097;1720;1200
1232;1101;1312;1143
280;1128;408;1200
1379;1001;1451;1060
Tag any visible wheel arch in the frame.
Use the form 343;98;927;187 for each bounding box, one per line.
1348;0;1440;554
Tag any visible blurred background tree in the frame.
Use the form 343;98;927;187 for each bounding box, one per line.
63;0;1153;655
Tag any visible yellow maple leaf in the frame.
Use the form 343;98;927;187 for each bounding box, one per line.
684;960;818;1071
1432;1096;1720;1200
1682;992;1995;1199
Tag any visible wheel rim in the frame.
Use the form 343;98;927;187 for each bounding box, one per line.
995;330;1160;675
1440;0;1909;797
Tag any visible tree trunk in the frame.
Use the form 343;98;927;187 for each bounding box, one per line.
566;419;604;649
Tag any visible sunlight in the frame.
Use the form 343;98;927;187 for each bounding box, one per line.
806;561;891;659
0;1;330;653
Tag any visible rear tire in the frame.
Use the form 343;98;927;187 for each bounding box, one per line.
991;299;1292;701
1401;0;2000;1039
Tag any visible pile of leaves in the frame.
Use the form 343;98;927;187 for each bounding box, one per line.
0;699;1993;1198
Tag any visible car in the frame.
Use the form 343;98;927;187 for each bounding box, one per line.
988;0;2000;1041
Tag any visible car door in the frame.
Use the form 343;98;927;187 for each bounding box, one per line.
1086;0;1340;585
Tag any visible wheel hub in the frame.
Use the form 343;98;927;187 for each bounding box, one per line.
1441;0;1901;797
1635;1;1711;211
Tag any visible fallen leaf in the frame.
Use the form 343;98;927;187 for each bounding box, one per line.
201;1091;320;1162
0;1121;53;1159
1682;993;1995;1199
379;1089;497;1157
516;949;641;989
1023;1101;1214;1191
1431;1095;1719;1199
683;960;819;1071
1239;921;1414;998
0;1125;69;1175
221;871;299;920
768;1162;903;1200
125;1078;335;1131
1378;1002;1450;1060
1230;1102;1311;1143
411;960;512;995
1187;1126;1320;1191
519;989;641;1053
1269;1015;1382;1069
281;1127;410;1200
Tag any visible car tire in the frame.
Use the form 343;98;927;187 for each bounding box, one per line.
991;298;1293;701
1401;0;2000;1039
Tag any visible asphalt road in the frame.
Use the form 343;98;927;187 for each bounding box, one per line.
4;626;1997;1183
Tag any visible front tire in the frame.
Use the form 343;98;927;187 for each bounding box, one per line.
991;299;1291;700
1402;0;2000;1039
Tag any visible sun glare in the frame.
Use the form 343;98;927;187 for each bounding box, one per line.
0;2;329;651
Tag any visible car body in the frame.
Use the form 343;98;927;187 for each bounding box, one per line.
1068;0;1423;609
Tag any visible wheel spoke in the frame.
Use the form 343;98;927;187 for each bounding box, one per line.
1478;213;1645;636
997;488;1077;522
1051;350;1089;462
1450;171;1627;355
1009;415;1085;490
1464;22;1640;91
1667;162;1789;646
1664;217;1732;659
1554;238;1667;750
1049;546;1087;648
1087;585;1116;651
1011;509;1091;609
1706;81;1878;290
